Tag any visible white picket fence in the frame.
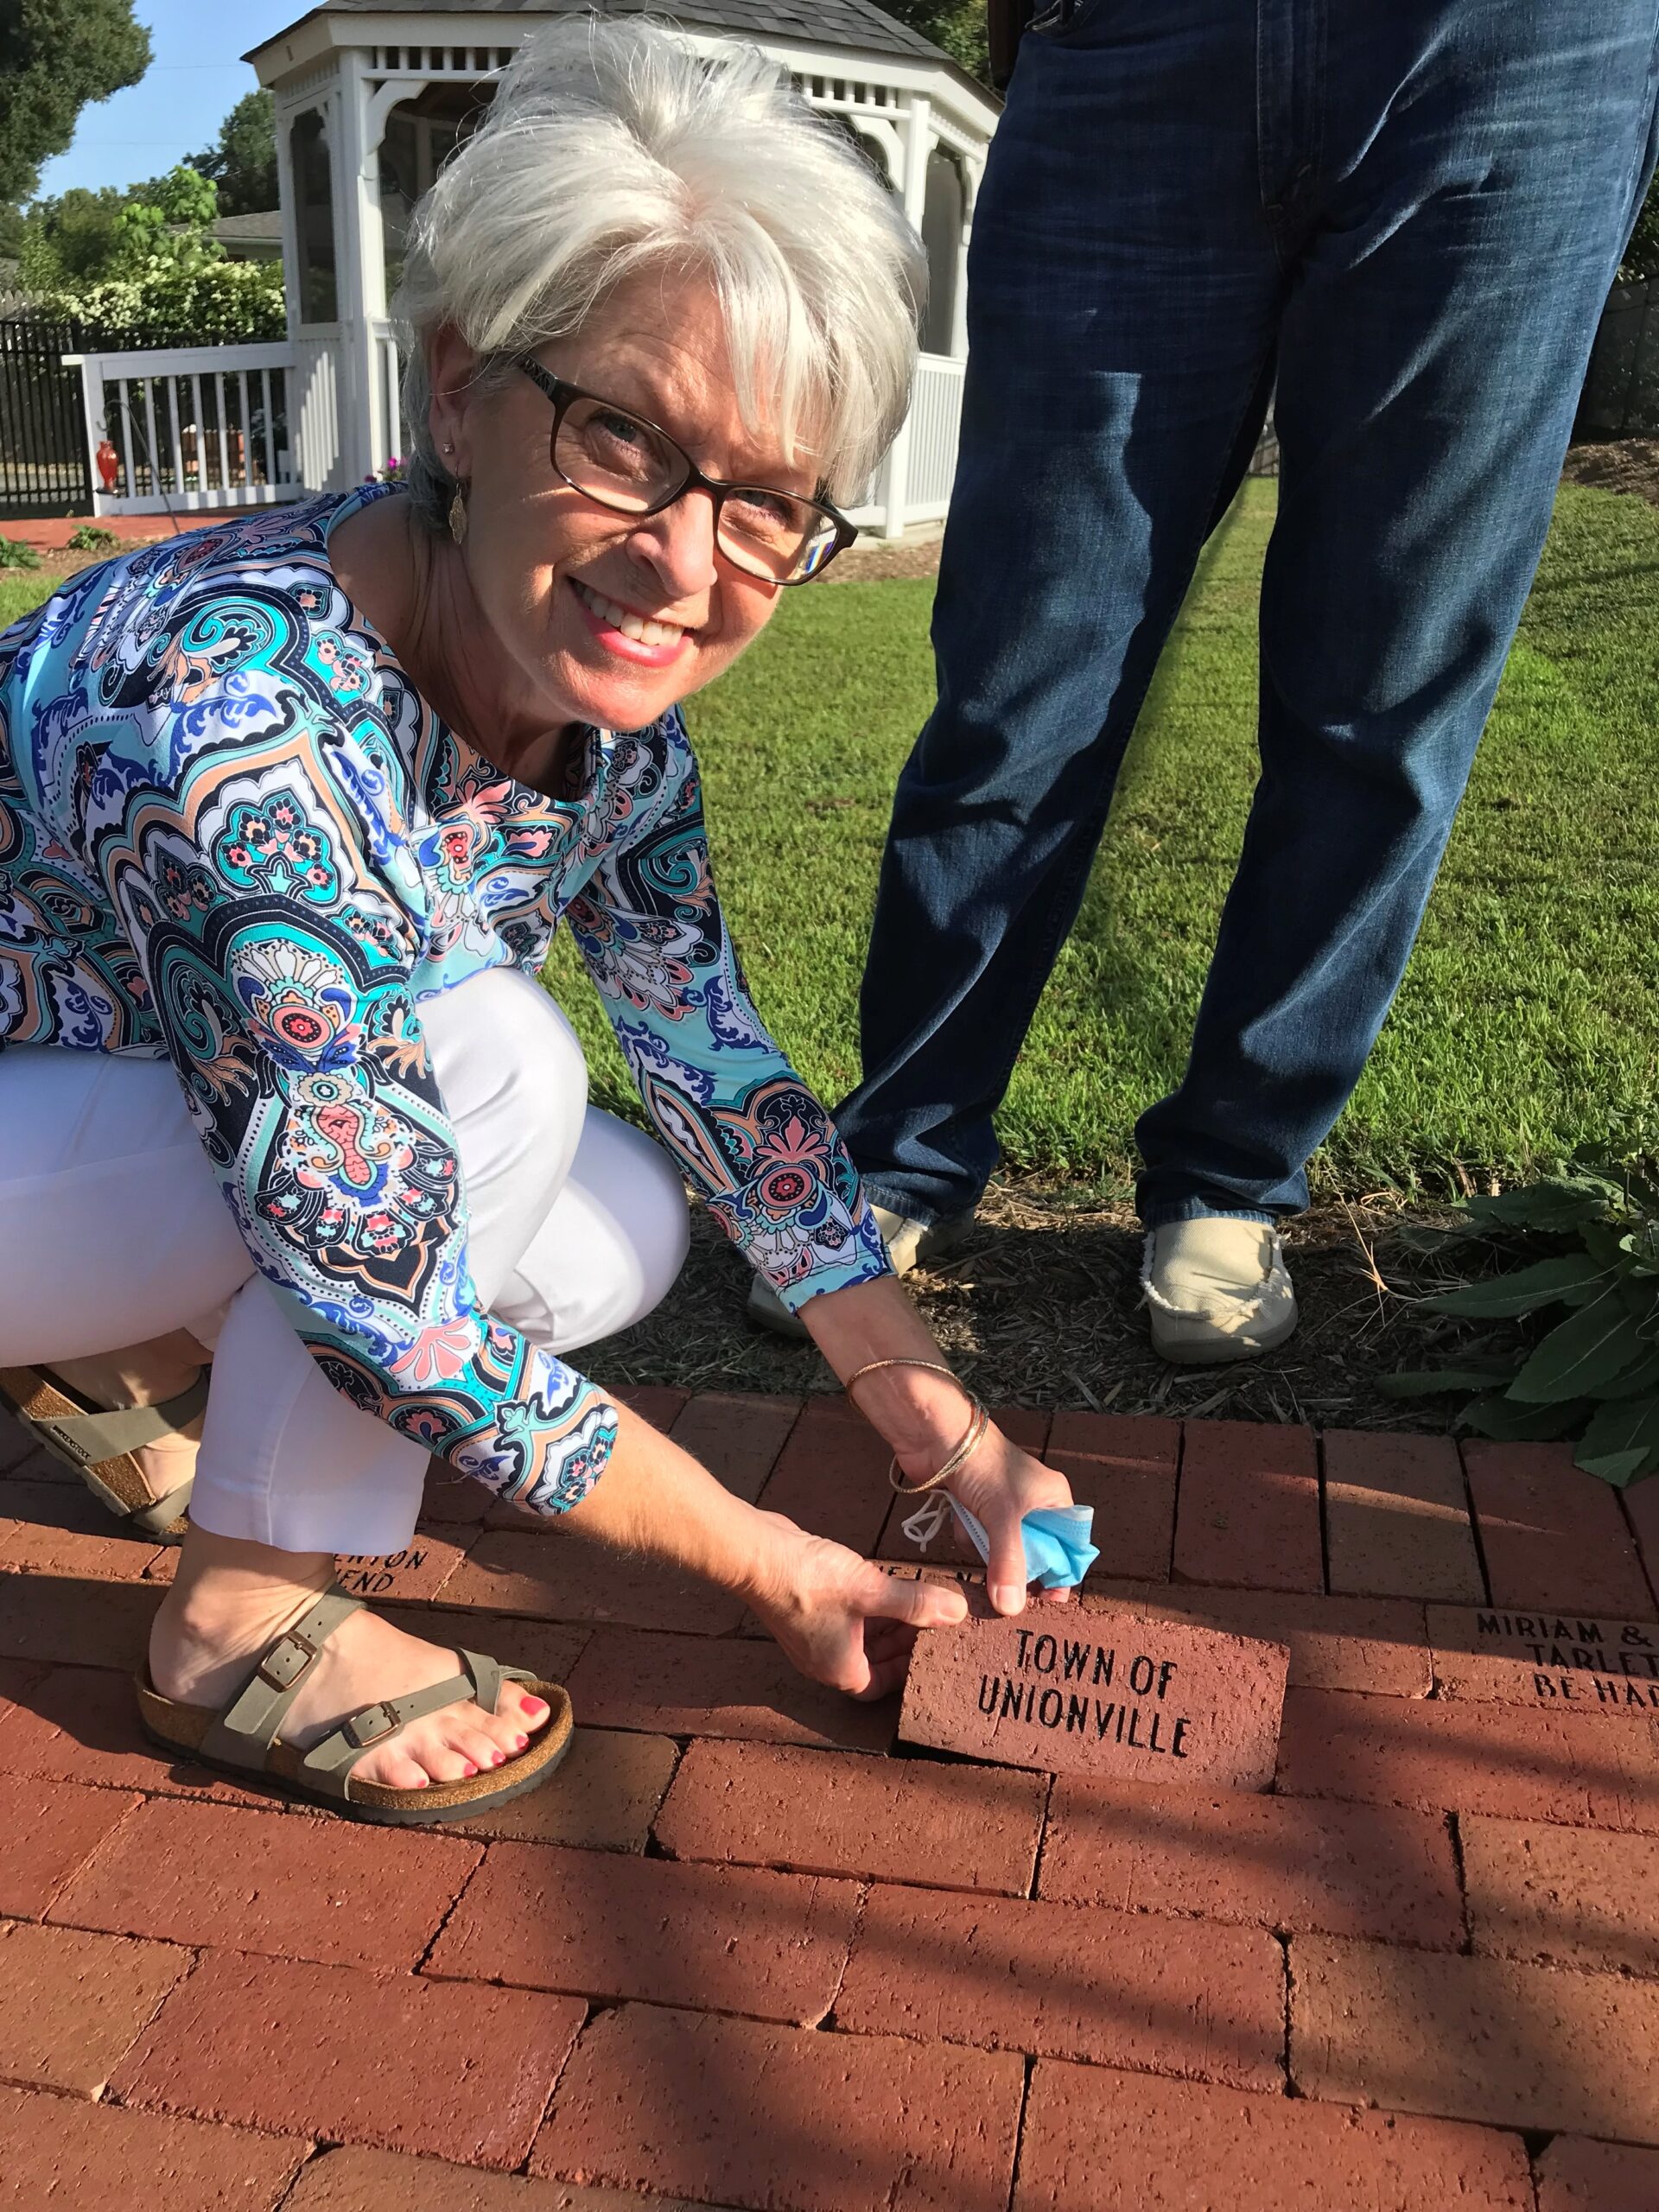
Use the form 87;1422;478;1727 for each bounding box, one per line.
67;335;967;537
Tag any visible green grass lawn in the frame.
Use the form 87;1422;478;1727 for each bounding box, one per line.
0;571;56;630
550;479;1659;1201
5;480;1654;1204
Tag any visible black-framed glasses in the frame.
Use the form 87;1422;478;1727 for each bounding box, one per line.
518;355;857;585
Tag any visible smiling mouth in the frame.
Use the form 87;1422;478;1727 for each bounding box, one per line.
569;576;688;647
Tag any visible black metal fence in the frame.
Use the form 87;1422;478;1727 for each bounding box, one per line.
1577;278;1658;440
0;318;95;516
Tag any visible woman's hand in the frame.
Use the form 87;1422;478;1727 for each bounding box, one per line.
936;1430;1077;1618
746;1512;969;1700
798;1272;1084;1621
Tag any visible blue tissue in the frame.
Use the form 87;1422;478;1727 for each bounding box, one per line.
901;1493;1099;1590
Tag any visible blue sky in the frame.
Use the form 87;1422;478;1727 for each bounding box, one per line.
35;0;304;201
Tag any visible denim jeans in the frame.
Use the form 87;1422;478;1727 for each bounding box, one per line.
836;0;1659;1229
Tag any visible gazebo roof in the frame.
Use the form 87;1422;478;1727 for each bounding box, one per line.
255;0;957;71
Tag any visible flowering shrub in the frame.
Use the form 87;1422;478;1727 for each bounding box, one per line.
26;162;287;346
367;454;405;484
38;258;285;346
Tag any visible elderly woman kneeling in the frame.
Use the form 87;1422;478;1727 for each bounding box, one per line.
0;22;1071;1822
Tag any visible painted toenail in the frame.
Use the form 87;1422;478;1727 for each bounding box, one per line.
514;1733;529;1751
523;1697;548;1718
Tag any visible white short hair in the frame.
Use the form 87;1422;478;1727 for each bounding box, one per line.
397;15;927;521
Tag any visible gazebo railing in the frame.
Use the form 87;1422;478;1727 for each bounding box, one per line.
848;351;966;539
63;334;964;536
902;353;966;521
65;341;341;516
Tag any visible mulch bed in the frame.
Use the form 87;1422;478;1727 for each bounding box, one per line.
589;1185;1489;1434
1561;434;1659;507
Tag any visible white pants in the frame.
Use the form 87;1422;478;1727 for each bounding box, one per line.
0;968;690;1554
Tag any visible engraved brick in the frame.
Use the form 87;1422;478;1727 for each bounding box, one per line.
900;1596;1287;1789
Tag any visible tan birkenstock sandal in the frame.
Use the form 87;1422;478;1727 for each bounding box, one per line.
135;1584;574;1826
0;1363;207;1541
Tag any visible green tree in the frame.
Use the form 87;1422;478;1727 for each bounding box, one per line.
872;0;990;84
187;88;277;217
0;0;151;207
28;165;282;340
113;162;219;274
16;182;128;290
19;164;219;296
22;160;282;342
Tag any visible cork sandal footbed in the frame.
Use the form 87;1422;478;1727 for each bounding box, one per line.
0;1364;196;1541
134;1673;574;1826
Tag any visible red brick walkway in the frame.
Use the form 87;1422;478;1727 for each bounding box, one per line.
3;1390;1659;2209
3;511;254;555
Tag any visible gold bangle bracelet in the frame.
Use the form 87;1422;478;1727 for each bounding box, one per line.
842;1355;989;1495
888;1398;990;1495
843;1355;966;1399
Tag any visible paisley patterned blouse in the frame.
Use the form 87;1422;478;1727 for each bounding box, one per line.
0;485;887;1516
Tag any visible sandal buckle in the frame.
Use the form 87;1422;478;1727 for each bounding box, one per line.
256;1630;320;1692
345;1701;400;1748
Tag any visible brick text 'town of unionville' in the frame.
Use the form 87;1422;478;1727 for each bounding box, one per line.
979;1629;1192;1755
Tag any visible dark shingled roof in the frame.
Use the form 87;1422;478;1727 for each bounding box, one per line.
312;0;950;67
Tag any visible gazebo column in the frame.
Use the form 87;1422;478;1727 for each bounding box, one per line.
877;92;935;539
952;158;981;361
359;71;429;479
327;50;377;486
334;53;428;484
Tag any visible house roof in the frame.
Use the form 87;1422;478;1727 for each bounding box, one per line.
212;211;284;245
263;0;951;67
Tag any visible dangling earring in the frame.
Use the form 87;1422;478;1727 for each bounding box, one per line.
448;480;468;546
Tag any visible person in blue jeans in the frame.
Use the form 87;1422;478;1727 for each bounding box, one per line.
751;0;1659;1363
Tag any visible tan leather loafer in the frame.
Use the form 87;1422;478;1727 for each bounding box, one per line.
1141;1217;1299;1365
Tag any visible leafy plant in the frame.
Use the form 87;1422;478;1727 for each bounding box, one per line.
23;158;285;346
32;259;285;346
0;536;42;570
64;523;118;552
16;183;130;294
1384;1166;1659;1485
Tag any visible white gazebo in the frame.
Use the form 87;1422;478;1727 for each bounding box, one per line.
68;1;998;537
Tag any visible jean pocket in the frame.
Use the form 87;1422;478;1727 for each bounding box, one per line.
1027;0;1110;37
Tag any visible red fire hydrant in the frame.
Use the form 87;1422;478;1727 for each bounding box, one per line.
95;436;119;493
